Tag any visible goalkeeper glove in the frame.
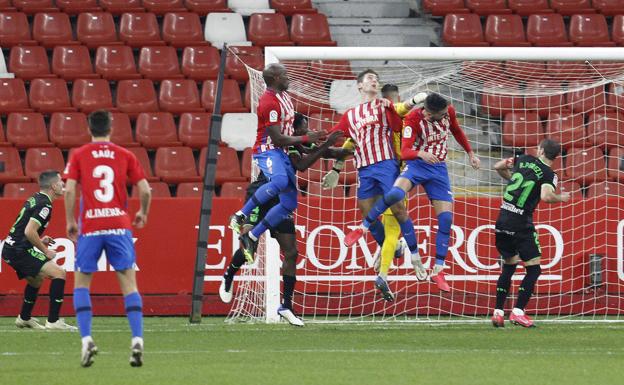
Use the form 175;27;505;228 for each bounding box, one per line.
321;160;344;190
409;92;428;108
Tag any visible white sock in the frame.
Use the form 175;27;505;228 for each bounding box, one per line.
411;252;421;264
432;264;444;275
82;336;93;347
131;336;144;347
493;309;504;317
512;308;525;316
235;210;245;217
248;232;258;242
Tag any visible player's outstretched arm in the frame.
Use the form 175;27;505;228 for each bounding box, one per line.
133;179;152;228
64;179;79;241
494;158;513;181
290;131;343;172
321;138;354;189
267;125;326;147
541;184;570;203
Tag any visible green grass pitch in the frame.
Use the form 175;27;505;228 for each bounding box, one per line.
0;317;622;385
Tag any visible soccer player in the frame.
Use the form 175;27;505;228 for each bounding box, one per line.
344;92;481;293
491;139;570;328
220;113;347;326
64;110;152;367
229;63;325;262
2;171;76;330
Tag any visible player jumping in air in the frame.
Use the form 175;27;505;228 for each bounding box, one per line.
344;93;480;292
64;110;152;367
229;63;326;262
2;171;76;331
491;139;570;328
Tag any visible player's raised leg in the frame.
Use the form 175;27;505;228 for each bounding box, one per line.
429;199;453;292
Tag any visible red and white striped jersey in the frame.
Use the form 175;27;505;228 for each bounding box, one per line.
253;89;295;154
401;105;472;162
333;100;403;168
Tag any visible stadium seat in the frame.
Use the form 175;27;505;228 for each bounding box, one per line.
485;14;531;47
204;12;250;48
241;147;252;179
0;147;30;183
179;112;212;149
569;14;615;47
558;180;583;199
524;79;565;118
99;0;144;14
0;79;30;114
0;0;13;10
225;46;264;82
135;112;183;149
442;14;488;46
309;112;342;132
290;14;336;46
56;0;101;14
219;181;248;198
200;146;247;184
119;12;165;48
77;12;120;49
49;112;91;149
116;79;159;118
566;81;606;113
29;78;75;113
465;0;511;15
159;79;204;114
181;46;221;81
588;112;624;150
526;13;572;47
586;180;624;198
132;181;171;198
592;0;624;16
244;81;251;109
0;12;35;47
422;0;469;16
502;112;544;148
307;181;345;198
143;0;186;14
109;112;139;147
461;60;504;81
201;79;247;113
507;0;552;16
184;0;230;13
549;0;594;16
310;60;355;80
32;12;77;48
248;13;293;47
607;147;624;182
72;79;114;113
155;146;201;183
127;146;159;182
162;12;206;48
9;46;54;80
52;46;98;80
95;45;141;80
176;182;203;198
139;46;183;81
229;0;273;16
0;120;7;146
607;82;624;111
270;0;316;16
3;183;40;198
7;112;51;149
593;61;624;79
24;147;65;178
546;61;588;80
546;111;587;149
505;61;546;81
613;15;624;46
221;113;257;151
480;81;523;117
13;0;57;13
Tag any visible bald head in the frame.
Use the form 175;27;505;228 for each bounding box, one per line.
263;63;289;91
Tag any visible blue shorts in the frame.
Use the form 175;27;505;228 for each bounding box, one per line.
357;159;400;200
75;229;136;273
400;158;453;202
253;149;297;190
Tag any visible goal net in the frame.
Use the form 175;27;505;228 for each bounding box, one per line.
226;47;624;323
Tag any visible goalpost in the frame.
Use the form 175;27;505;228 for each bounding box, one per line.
226;47;624;323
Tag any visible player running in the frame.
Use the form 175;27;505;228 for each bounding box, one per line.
344;92;480;292
2;171;76;331
229;64;325;262
64;110;152;367
491;139;569;328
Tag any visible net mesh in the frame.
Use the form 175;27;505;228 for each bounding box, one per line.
226;54;624;323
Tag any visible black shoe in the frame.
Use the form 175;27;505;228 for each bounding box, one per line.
129;342;143;367
228;213;246;234
239;233;258;264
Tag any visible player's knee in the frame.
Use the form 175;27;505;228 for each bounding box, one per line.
56;269;67;280
280;194;298;212
384;187;405;206
271;175;290;191
437;211;453;233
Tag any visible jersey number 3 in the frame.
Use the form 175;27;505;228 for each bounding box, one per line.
503;172;535;208
93;165;115;203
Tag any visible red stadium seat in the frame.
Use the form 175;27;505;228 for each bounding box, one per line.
201;79;247;113
225;46;264;82
0;12;36;47
179;112;212;149
0;120;7;146
181;46;221;81
24;147;65;178
502;112;544;148
546;61;589;81
614;15;624;46
0;147;30;183
29;78;75;113
143;0;186;14
7;112;51;149
607;147;624;182
241;147;252;179
119;12;165;48
127;147;159;182
505;61;546;81
162;12;206;48
290;14;337;46
56;0;101;14
155;146;201;183
442;14;488;46
248;13;294;48
507;0;552;16
588;112;624;150
200;146;246;184
307;181;345;198
99;0;144;14
526;13;572;47
116;79;159;118
465;0;511;15
184;0;230;13
480;80;523;117
9;46;54;80
271;0;316;14
608;82;624;111
549;0;594;16
525;79;565;118
244;81;251;109
3;183;40;198
0;79;30;114
13;0;57;13
109;112;139;147
422;0;469;16
592;0;624;16
95;45;141;81
135;112;183;149
177;182;204;198
566;81;606;113
0;0;13;10
586;181;624;198
569;14;614;47
558;180;583;199
77;12;120;49
485;14;531;47
546;111;587;149
132;181;171;198
219;181;248;198
49;112;91;149
461;61;504;81
159;79;203;114
139;46;183;81
72;79;114;113
52;46;98;80
32;12;77;48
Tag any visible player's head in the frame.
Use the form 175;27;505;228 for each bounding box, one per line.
263;63;289;91
357;69;379;96
88;110;112;139
538;139;561;161
293;113;309;136
423;93;449;122
39;170;64;197
381;84;400;103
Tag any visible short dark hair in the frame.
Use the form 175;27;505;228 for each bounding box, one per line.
381;84;399;97
88;110;112;137
357;69;378;83
540;139;561;161
424;93;448;113
38;170;60;189
293;113;307;130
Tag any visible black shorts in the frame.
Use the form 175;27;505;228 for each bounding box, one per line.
495;227;542;262
1;246;48;280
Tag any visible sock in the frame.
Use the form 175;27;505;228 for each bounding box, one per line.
363;187;406;228
368;220;385;247
282;275;296;309
73;288;93;338
48;279;65;323
224;249;246;291
435;211;452;265
240;175;289;216
398;219;419;255
495;263;517;311
124;292;143;338
380;216;400;277
20;284;40;321
515;265;541;310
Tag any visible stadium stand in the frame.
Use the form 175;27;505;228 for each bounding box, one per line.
6;112;50;149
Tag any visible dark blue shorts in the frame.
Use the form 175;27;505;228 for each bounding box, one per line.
253;149;297;190
357;159;400;200
399;158;453;202
75;229;136;273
